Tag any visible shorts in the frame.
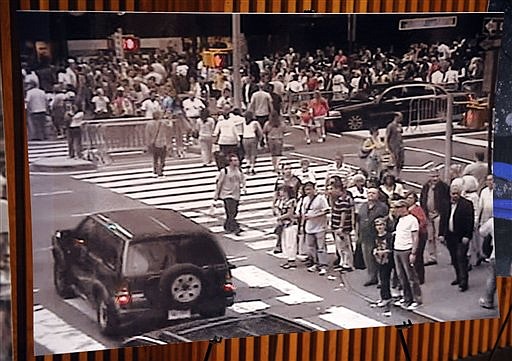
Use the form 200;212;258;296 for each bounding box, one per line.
268;139;283;156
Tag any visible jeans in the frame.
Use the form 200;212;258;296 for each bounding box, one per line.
414;232;427;284
426;214;440;262
378;260;393;300
333;230;353;269
362;240;378;283
67;127;82;158
305;231;328;267
447;239;470;288
394;249;422;304
152;146;166;176
223;198;240;233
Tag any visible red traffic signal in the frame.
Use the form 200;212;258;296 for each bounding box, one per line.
122;36;140;52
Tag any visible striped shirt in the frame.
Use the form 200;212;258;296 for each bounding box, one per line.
331;194;354;232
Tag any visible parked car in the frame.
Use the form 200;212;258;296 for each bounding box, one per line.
52;208;236;335
122;312;313;346
325;82;470;132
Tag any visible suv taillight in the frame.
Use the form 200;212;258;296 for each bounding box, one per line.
223;283;236;292
115;288;132;306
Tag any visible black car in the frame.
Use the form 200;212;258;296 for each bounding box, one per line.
52;208;235;335
325;82;470;132
122;312;313;347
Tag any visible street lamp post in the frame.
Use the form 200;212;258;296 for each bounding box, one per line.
232;14;242;110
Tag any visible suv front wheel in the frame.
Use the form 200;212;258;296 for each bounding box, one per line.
160;264;205;310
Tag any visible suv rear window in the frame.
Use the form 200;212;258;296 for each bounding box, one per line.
124;236;226;277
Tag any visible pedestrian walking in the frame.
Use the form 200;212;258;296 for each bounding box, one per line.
385;112;405;179
67;111;84;159
297;102;315;144
478;217;496;309
301;182;330;276
309;90;329;143
213;106;240;166
360;127;386;177
213;154;246;235
242;110;263;175
249;82;273;146
25;79;48;141
196;108;215;166
145;110;169;177
393;199;423;310
263;111;285;172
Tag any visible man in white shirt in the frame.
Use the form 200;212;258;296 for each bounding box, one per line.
182;91;206;122
325;152;353;188
213;107;239;157
301;182;330;276
393;200;422;310
430;68;444;84
25;80;48;140
140;91;162;119
216;88;234;113
91;88;110;118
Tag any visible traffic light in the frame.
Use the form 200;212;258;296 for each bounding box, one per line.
122;36;140;52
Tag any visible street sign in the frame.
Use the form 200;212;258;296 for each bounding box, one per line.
399;16;457;30
483;17;504;38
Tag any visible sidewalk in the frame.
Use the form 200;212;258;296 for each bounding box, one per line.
341;245;498;323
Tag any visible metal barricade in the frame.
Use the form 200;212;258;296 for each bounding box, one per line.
406;94;470;131
81;116;151;164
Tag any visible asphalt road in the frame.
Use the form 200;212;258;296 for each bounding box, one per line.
29;125;498;356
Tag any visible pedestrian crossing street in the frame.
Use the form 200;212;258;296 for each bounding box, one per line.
72;155;355;247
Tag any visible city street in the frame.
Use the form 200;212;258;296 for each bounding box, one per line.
29;125;498;355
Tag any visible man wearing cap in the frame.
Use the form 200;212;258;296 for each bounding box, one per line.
420;169;450;266
301;181;330;276
216;88;234;113
358;187;388;286
24;79;48;141
182;91;206;124
439;183;474;292
393;199;423;310
67;111;84;159
90;88;110;119
140;91;162;119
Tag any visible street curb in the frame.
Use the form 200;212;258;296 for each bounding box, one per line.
30;157;97;173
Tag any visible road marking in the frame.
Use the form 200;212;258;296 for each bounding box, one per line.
34;306;105;354
293;318;327;331
231;265;323;305
71;212;93;217
33;190;73;197
404;146;472;164
226;256;248;263
246;239;276;250
402;161;434;170
289;152;358;170
229;301;270;314
319;306;386;329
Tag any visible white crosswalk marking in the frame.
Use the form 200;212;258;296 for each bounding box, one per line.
34;306;105;354
72;156;332;244
319;306;386;329
28;141;69;163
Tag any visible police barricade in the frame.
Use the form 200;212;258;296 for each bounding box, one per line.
81;116;150;164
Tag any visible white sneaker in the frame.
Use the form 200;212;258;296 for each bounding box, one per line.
307;265;319;272
318;268;327;276
296;254;309;261
394;298;405;307
406;302;422;311
377;299;391;307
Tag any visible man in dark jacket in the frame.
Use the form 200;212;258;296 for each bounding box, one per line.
420;169;450;266
359;187;389;286
439;183;474;292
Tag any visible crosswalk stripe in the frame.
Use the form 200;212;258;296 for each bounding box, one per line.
34;306;105;354
319;306;386;329
28;141;69;163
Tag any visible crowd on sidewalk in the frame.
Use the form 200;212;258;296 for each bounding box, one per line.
22;30;485;159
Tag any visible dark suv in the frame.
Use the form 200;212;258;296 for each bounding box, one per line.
51;208;236;335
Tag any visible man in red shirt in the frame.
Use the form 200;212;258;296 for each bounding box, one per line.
309;90;329;143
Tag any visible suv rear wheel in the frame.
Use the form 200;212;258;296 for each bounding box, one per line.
160;264;205;310
96;295;120;335
53;261;75;299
